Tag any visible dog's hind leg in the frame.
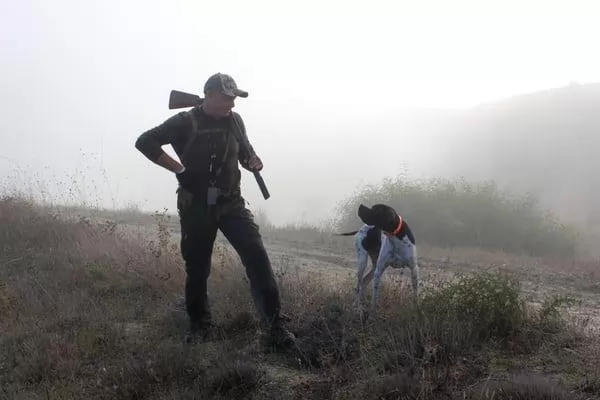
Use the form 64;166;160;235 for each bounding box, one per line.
408;246;420;296
360;251;379;289
409;259;420;296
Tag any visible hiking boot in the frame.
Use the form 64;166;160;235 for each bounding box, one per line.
267;322;296;348
184;321;214;344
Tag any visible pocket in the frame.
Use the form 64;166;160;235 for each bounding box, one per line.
176;187;194;214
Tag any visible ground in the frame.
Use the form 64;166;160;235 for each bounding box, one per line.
262;233;600;335
2;201;600;399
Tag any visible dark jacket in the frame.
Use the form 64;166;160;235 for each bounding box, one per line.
135;106;256;196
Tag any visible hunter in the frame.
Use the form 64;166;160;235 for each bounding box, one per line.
134;73;295;347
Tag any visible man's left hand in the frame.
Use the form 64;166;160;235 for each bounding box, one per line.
247;154;263;172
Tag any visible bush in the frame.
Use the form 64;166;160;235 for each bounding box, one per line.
419;272;525;343
279;268;580;398
334;175;581;257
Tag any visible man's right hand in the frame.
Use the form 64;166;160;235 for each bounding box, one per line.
175;168;195;211
175;167;193;189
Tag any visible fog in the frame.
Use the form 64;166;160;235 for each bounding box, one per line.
2;0;600;226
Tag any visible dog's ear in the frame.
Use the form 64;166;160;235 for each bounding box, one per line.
358;204;374;225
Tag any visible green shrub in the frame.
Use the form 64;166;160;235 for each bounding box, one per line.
335;175;580;257
419;272;526;343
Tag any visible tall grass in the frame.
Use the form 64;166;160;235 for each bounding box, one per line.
334;175;582;258
1;196;596;399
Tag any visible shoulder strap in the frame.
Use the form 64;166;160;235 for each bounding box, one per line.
230;112;246;141
179;110;198;166
229;112;254;160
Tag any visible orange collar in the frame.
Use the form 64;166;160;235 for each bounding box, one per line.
384;216;403;237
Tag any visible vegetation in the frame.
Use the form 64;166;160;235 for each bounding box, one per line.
435;82;600;236
1;196;597;399
335;175;582;258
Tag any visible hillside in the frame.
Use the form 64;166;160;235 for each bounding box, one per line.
431;82;600;231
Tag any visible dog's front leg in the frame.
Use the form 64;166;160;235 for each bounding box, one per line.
371;237;392;310
354;249;369;308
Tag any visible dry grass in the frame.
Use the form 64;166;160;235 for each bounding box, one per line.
1;196;598;400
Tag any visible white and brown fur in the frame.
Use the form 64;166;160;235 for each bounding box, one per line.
337;203;420;309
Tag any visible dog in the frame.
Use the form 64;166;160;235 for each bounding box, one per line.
336;203;420;310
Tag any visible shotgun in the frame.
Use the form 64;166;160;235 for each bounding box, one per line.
168;90;270;200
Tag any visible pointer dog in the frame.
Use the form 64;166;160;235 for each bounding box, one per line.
337;203;420;309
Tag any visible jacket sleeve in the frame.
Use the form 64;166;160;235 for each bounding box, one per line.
135;111;191;163
232;112;257;170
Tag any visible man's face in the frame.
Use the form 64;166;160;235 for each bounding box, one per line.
203;91;235;118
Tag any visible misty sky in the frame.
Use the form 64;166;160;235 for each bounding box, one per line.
2;0;600;225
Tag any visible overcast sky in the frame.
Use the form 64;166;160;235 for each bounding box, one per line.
2;0;600;225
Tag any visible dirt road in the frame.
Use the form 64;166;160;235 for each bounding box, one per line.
259;235;600;334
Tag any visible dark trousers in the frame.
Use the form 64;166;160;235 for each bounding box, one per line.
177;189;282;328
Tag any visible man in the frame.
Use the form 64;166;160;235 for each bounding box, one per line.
135;72;295;347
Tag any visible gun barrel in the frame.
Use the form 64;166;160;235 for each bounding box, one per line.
253;171;270;200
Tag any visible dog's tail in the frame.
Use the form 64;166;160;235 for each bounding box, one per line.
333;230;359;236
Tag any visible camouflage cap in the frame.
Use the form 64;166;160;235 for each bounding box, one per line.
203;73;248;98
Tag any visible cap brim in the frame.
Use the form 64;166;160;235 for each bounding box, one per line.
233;89;248;98
224;88;248;98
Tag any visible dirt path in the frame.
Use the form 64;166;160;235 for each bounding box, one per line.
260;236;600;334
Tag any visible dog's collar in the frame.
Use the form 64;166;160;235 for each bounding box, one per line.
384;216;403;237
